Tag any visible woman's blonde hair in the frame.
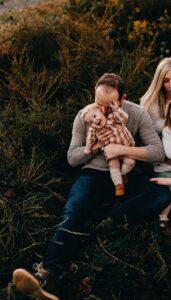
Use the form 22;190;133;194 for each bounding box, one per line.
140;57;171;118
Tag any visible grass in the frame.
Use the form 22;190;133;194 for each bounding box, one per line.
0;0;171;299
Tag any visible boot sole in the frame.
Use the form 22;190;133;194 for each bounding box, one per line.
12;268;60;300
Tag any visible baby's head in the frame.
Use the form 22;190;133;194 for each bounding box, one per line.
95;73;125;107
83;107;107;129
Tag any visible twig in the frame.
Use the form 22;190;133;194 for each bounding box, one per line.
97;237;146;275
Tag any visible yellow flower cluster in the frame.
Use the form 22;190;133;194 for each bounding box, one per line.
108;0;124;9
158;9;171;29
128;19;156;42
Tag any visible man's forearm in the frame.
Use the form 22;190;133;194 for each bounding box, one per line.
104;143;165;163
67;146;96;167
121;146;148;161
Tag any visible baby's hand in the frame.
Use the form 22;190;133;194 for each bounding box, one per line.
110;101;119;111
84;149;92;155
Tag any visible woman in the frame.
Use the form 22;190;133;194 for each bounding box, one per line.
140;57;171;228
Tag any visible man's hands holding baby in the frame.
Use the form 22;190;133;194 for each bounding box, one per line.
95;128;126;160
95;128;113;147
103;143;125;160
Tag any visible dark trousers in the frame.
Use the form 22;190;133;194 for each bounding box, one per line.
43;168;171;277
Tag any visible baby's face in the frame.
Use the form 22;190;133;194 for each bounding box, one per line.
84;108;106;129
95;85;120;107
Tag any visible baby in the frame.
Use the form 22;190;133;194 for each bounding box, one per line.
81;100;135;196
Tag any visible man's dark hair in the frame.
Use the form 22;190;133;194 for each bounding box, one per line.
95;73;125;100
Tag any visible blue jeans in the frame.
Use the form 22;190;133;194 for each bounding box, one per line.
43;168;171;277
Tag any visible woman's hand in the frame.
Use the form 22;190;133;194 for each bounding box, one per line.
96;128;113;146
150;177;171;186
103;143;125;160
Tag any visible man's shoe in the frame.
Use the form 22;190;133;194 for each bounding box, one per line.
12;268;60;300
115;184;125;196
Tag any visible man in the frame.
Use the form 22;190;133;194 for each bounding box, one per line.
12;73;171;300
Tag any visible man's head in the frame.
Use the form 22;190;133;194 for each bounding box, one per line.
95;73;126;107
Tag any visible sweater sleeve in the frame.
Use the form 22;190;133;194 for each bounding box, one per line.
162;126;171;159
137;109;165;162
67;111;97;167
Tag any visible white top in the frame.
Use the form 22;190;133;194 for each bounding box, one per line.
163;126;171;159
153;121;171;172
154;118;165;134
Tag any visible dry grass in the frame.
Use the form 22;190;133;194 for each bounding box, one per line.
0;0;68;51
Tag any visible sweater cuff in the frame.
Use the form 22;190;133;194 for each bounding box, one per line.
146;145;165;163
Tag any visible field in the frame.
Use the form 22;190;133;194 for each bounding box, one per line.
0;1;171;299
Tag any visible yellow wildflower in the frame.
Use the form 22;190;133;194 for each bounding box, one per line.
135;7;141;13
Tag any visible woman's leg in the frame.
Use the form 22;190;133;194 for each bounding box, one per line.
108;170;171;221
155;171;171;222
160;203;171;218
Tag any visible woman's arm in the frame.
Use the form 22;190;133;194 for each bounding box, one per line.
150;177;171;186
